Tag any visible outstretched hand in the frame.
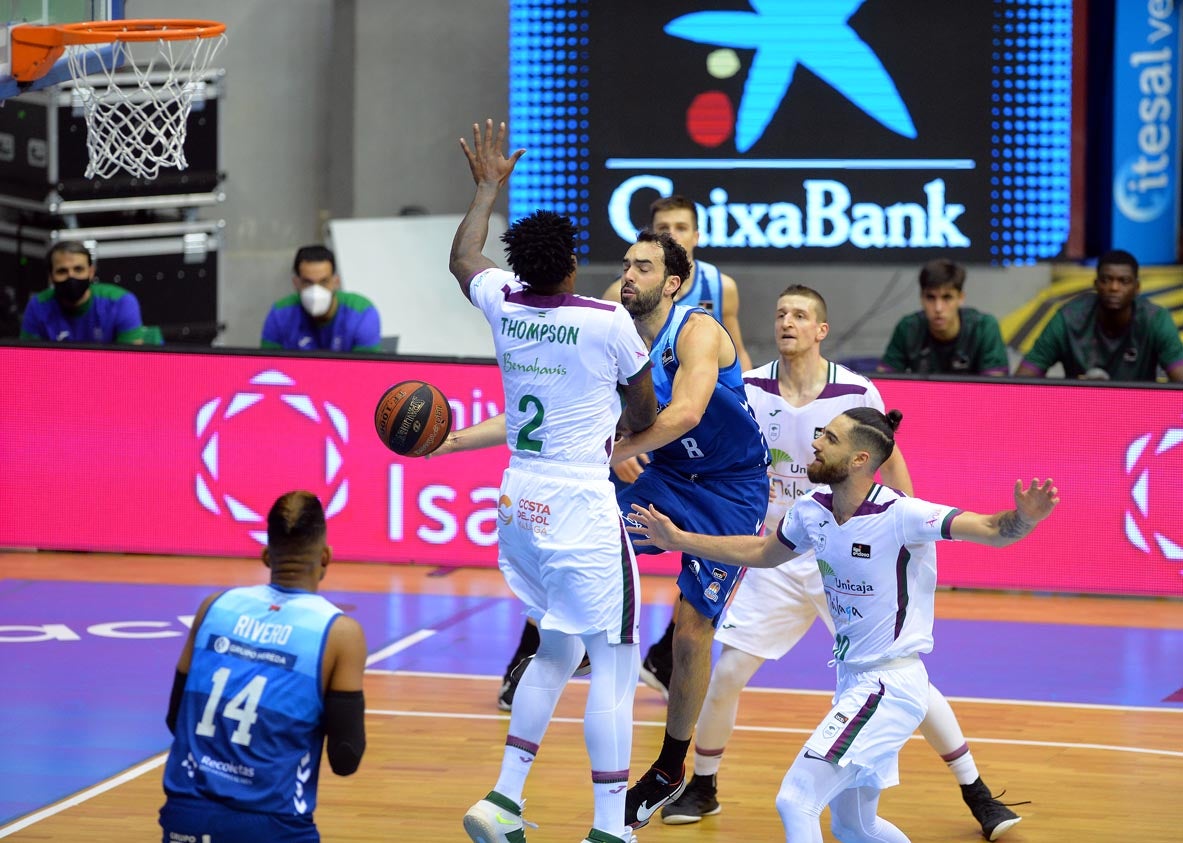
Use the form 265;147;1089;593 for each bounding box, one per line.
624;502;679;551
459;119;525;190
1013;478;1059;524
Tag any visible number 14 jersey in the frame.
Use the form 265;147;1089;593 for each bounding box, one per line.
162;584;343;817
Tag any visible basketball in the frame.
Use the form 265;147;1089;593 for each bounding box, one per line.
374;380;453;457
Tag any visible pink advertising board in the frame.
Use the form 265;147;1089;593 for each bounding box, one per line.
1;345;1180;596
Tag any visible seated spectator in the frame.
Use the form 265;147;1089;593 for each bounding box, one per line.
20;241;144;344
878;258;1008;376
261;245;381;352
1015;249;1183;382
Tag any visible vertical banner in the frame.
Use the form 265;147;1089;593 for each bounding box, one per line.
1110;0;1182;262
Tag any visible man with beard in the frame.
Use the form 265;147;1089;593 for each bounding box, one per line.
436;229;770;830
611;229;769;829
1015;249;1183;381
20;241;144;344
662;285;1024;841
626;407;1059;843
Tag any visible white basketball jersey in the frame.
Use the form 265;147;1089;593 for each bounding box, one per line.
744;360;885;529
778;485;960;666
469;268;649;465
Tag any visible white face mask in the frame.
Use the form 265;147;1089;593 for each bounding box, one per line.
300;284;333;317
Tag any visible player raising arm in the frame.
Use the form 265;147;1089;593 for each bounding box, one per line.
626;407;1057;843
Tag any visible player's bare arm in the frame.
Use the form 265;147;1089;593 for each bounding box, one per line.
619;368;658;435
626;502;796;568
721;272;752;372
950;478;1059;547
449;119;525;298
602;278;624;302
612;313;721;464
432;413;508;457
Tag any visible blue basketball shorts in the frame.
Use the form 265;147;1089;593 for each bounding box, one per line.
618;464;767;625
160;796;320;843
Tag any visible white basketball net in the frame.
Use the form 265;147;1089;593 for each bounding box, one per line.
63;32;226;180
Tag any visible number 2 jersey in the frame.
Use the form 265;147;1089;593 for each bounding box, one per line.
468;268;651;466
162;584;344;817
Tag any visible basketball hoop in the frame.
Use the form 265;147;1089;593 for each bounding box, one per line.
10;19;227;180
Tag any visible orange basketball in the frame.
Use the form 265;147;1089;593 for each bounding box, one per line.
374;380;452;457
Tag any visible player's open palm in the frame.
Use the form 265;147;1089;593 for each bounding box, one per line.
1014;478;1059;523
626;503;677;550
460;119;524;189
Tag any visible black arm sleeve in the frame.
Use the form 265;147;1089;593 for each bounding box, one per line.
324;689;366;775
166;670;187;735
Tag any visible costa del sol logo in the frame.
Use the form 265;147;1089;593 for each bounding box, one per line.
1124;418;1183;563
195;370;349;544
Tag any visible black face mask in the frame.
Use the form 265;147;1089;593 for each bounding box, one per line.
53;277;91;308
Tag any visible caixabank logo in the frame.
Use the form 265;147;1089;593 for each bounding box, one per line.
194;370;349;544
508;0;1071;264
1124;416;1183;566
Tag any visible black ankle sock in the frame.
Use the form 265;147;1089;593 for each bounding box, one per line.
504;620;540;676
655;732;691;779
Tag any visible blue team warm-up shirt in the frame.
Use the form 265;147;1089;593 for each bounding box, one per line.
20;282;143;343
680;259;724;318
261;291;381;352
162;584;343;818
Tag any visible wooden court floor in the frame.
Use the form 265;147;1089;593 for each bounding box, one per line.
2;552;1181;842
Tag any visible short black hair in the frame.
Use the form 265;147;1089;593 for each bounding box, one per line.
293;245;337;274
501;210;577;291
634;229;691;289
46;241;93;267
267;491;327;557
918;259;966;292
843;407;903;470
779;284;828;322
1097;249;1139;277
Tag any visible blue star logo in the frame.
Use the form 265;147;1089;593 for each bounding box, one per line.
665;0;917;152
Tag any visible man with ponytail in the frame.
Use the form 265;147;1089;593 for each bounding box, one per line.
626;408;1059;843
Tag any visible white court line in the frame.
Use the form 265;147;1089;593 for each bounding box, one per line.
364;629;436;667
369;669;1183;716
361;704;1183;761
0;753;167;838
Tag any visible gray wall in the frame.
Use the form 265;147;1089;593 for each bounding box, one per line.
132;0;1048;359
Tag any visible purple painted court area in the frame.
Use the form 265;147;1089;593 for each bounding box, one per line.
1;579;1180;828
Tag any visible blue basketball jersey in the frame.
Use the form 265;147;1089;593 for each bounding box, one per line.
648;303;768;476
679;260;724;319
162;585;342;818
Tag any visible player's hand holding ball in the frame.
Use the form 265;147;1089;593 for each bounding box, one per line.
374;380;452;457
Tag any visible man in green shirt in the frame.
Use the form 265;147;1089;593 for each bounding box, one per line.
260;245;382;353
1016;250;1183;382
878;259;1009;376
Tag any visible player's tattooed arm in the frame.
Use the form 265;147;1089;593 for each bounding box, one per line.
996;509;1035;540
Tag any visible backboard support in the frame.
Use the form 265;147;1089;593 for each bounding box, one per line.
0;0;122;100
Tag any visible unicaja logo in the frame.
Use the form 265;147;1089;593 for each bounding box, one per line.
1123;418;1183;564
194;370;349;544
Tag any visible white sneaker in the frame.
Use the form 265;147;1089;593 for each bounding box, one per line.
463;792;537;843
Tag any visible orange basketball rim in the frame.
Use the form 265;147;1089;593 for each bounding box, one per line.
10;19;226;83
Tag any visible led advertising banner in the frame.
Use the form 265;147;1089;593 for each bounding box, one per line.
508;0;1072;265
1109;0;1181;264
1;346;1180;596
